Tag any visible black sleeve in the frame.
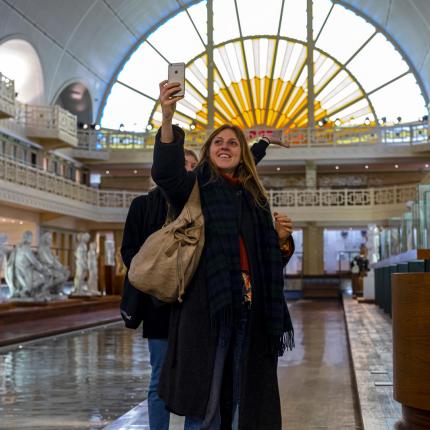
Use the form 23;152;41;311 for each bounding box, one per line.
281;236;295;267
250;139;269;166
121;196;145;269
151;125;196;214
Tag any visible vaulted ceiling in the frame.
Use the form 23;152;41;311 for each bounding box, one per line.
0;0;429;120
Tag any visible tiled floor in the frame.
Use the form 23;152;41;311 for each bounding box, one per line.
0;300;363;430
0;322;150;430
343;296;401;430
278;300;362;430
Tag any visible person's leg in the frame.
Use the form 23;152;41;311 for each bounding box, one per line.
147;338;170;430
231;307;250;430
184;329;230;430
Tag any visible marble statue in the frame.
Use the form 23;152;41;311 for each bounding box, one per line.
0;234;7;276
72;232;90;295
38;232;70;295
87;241;100;295
104;239;115;266
5;231;52;298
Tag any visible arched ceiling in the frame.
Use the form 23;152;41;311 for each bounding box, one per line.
0;0;429;121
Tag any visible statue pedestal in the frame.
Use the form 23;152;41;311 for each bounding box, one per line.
393;273;430;429
363;270;375;301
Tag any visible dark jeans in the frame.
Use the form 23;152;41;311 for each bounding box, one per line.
148;338;170;430
184;306;250;430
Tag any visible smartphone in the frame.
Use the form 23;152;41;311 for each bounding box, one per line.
168;63;185;97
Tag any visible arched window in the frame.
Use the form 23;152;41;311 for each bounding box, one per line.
0;38;44;104
101;0;427;132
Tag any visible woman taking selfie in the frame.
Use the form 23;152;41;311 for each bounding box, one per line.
152;80;295;430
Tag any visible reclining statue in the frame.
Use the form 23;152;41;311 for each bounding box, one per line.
38;232;70;295
5;231;52;299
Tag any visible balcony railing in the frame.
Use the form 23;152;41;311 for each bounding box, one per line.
0;102;78;149
0;72;16;119
76;121;429;152
269;185;417;208
0;153;418;213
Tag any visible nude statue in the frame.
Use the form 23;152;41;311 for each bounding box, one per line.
72;232;90;295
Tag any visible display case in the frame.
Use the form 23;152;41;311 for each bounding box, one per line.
412;184;430;249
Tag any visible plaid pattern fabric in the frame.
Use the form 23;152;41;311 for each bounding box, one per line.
197;164;294;355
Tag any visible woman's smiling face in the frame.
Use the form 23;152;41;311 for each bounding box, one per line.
209;128;242;174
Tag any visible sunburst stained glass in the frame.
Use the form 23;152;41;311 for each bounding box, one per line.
101;0;427;133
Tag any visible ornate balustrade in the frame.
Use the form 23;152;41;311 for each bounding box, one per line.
282;122;428;146
0;153;417;217
0;102;78;149
0;72;16;119
269;185;417;208
76;121;429;151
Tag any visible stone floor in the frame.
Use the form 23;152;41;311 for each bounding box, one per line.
343;296;401;430
0;300;363;430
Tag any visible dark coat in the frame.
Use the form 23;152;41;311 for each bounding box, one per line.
120;187;171;339
152;127;294;429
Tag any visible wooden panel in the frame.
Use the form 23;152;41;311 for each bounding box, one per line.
392;273;430;412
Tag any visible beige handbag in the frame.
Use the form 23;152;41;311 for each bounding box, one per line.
128;180;205;303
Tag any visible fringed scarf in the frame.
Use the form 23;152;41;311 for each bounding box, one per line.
196;163;294;356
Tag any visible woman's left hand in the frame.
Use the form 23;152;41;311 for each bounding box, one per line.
274;212;293;242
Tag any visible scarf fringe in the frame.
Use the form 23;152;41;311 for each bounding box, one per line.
272;329;295;357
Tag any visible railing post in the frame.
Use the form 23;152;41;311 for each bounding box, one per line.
344;189;348;206
369;187;374;207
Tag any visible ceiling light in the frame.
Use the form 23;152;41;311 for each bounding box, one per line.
318;120;324;127
94;124;101;131
190;122;196;130
396;116;402;124
394;164;399;169
19;221;23;225
276;167;281;171
364;117;370;126
334;118;341;127
105;170;110;174
146;123;153;131
83;124;89;130
119;123;125;132
365;165;369;169
335;165;339;170
425;164;429;168
133;170;138;174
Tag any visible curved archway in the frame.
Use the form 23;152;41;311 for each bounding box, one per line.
54;82;93;125
0;38;44;104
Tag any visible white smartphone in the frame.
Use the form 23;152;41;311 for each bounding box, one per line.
168;62;185;97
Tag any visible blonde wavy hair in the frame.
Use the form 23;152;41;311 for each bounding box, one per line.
196;124;268;207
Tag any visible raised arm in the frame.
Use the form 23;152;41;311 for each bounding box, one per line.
251;135;290;165
151;81;195;214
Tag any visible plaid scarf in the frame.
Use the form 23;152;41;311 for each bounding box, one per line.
196;163;294;355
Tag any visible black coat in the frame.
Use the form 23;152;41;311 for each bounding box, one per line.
120;187;171;339
152;127;294;429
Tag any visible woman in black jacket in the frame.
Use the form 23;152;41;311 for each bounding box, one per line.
152;80;295;430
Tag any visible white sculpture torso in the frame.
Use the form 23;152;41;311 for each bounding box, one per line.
87;242;99;295
73;233;90;295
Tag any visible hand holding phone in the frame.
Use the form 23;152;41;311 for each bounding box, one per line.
168;63;185;97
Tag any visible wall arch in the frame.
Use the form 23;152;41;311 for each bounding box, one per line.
0;37;44;104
